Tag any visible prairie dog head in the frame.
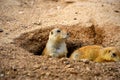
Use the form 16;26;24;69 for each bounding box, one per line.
49;28;69;42
101;47;120;62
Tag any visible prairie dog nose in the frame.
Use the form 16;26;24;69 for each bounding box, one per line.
67;33;69;36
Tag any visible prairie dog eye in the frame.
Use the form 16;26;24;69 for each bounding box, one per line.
56;30;61;33
111;53;117;57
51;31;53;35
108;50;111;53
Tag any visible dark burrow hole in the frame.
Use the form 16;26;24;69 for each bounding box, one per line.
14;25;120;57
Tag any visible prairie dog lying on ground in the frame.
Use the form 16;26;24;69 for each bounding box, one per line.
42;28;69;58
70;45;120;62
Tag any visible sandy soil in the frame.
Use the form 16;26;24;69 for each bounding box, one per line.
0;0;120;80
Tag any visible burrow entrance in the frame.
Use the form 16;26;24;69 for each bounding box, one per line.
14;24;120;57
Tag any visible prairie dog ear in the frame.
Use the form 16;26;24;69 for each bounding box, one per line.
108;50;111;53
100;48;108;55
102;47;114;55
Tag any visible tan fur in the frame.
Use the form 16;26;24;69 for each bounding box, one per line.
70;45;120;62
42;28;69;58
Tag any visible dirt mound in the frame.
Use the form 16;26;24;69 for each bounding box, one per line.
14;24;120;57
14;24;94;56
1;45;120;80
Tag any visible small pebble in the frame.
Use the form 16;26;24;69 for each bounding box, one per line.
64;61;70;65
46;72;50;76
42;66;48;70
64;0;75;3
0;73;4;77
5;33;9;35
74;18;77;20
65;65;72;68
13;68;17;71
0;29;3;32
114;10;119;13
86;67;91;71
101;4;104;7
33;22;42;25
75;12;78;14
80;59;89;64
19;11;24;14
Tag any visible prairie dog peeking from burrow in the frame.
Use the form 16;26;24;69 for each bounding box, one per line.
42;28;69;58
70;45;120;62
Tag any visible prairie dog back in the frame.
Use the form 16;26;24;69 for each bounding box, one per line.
70;45;120;62
70;45;103;61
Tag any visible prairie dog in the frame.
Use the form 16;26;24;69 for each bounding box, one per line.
42;28;69;58
70;45;120;62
